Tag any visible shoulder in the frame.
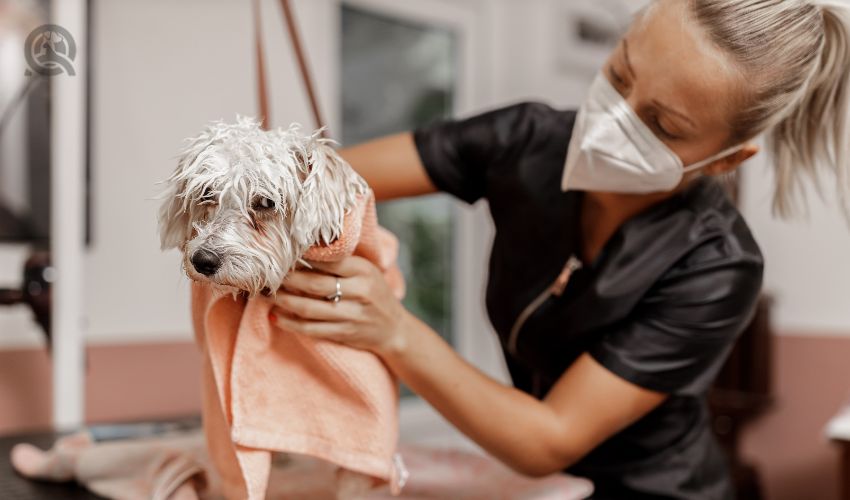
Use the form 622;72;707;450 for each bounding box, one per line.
599;178;764;305
477;101;576;146
588;182;765;395
644;179;765;334
663;179;764;286
413;100;574;154
597;177;765;335
410;101;577;205
452;100;568;126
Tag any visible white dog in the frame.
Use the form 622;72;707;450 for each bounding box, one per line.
156;116;394;498
157;115;368;295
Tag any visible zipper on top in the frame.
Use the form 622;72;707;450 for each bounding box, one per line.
507;254;583;358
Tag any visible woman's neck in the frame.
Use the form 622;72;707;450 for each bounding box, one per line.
579;188;682;264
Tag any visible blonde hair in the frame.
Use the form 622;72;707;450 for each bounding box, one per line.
646;0;850;220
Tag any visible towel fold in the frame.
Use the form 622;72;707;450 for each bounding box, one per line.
193;188;409;499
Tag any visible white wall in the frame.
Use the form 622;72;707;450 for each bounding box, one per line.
489;0;586;109
740;153;850;335
489;0;646;109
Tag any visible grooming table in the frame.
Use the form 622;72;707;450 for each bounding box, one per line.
0;431;104;500
1;419;594;499
271;442;595;499
0;417;201;500
367;443;595;499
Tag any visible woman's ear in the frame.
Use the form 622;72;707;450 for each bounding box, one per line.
704;142;760;176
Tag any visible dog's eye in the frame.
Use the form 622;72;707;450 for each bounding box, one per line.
253;197;275;210
200;187;217;204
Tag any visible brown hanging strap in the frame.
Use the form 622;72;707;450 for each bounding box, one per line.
252;0;271;130
252;0;327;136
279;0;327;136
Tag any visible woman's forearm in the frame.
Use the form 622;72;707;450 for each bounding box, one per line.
382;311;570;476
338;132;438;201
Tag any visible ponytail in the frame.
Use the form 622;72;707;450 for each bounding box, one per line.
768;1;850;220
689;0;850;223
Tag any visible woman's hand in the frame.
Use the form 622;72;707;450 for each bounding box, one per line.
270;255;410;356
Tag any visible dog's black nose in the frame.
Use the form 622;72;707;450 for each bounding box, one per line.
191;249;221;276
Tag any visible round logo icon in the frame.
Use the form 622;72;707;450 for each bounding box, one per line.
25;24;77;76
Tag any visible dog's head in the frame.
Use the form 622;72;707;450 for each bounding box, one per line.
157;116;367;295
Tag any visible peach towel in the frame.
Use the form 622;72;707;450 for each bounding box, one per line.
192;188;408;499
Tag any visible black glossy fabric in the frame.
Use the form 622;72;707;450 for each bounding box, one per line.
412;102;764;500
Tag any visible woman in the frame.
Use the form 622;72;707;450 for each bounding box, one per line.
270;0;850;498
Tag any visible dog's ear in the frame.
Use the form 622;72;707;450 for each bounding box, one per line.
156;128;217;250
291;140;367;248
157;176;192;250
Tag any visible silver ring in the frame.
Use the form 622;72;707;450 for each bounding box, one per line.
325;277;343;303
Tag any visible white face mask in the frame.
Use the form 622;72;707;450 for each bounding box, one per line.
561;71;746;193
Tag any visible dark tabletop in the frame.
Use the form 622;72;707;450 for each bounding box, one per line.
0;430;104;500
0;416;202;500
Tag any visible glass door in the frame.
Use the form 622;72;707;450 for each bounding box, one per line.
340;4;458;399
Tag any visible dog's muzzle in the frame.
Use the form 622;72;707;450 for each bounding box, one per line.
191;249;222;276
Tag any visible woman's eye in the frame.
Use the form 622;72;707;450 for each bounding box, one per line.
253;197;275;210
653;117;679;140
608;66;625;85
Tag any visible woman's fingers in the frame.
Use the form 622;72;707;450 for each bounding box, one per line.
270;255;407;354
304;256;374;278
272;292;363;322
271;310;356;342
282;271;367;301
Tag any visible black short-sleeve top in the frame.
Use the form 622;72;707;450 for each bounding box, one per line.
412;102;764;500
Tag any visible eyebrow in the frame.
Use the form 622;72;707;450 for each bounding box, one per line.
622;38;697;130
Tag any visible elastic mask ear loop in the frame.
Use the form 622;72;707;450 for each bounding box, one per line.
682;143;746;173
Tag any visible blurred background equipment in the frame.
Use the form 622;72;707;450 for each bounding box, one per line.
0;0;58;348
0;4;52;245
0;0;90;431
0;251;52;343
